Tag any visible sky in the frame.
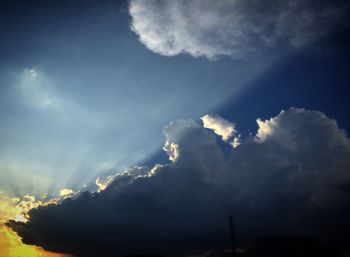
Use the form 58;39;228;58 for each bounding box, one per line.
0;0;350;257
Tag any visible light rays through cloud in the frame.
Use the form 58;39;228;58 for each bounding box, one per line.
0;0;349;256
6;107;350;256
0;192;70;257
0;48;281;200
1;0;346;202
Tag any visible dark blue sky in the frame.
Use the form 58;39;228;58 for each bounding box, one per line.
219;38;350;134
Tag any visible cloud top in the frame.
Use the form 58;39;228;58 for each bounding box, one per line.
201;114;236;141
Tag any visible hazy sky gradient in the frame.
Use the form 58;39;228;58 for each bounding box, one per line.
0;0;283;198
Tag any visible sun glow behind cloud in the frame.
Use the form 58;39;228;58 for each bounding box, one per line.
0;43;282;199
0;192;70;257
59;189;75;197
0;0;348;256
6;108;350;256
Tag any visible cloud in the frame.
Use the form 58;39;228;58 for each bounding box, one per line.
95;166;149;192
0;192;68;257
129;0;349;59
230;136;241;148
7;108;350;256
201;114;236;141
59;189;76;198
162;140;179;162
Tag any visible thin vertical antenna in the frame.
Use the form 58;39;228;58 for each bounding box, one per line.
229;215;236;257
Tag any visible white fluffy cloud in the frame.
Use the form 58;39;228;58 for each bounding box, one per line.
201;114;236;141
129;0;348;59
233;108;350;205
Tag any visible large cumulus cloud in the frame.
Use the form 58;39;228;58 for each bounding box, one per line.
7;108;350;256
129;0;349;59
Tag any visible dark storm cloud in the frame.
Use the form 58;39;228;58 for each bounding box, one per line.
7;108;350;256
129;0;350;59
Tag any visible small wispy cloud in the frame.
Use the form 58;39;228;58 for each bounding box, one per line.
17;68;63;110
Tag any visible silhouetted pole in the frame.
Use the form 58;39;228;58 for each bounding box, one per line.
229;215;236;257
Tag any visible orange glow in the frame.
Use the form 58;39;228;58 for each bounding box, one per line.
0;226;67;257
0;192;69;257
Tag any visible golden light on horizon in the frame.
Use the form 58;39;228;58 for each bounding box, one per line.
0;192;69;257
